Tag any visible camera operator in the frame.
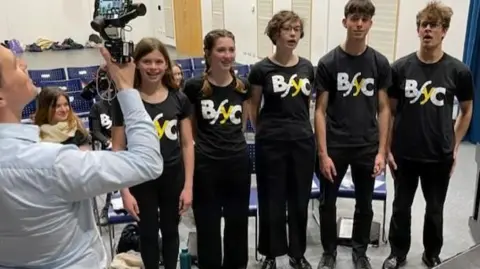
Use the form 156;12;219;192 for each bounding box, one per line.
0;46;163;269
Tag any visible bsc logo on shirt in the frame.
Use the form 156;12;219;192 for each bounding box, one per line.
100;113;112;130
272;74;311;98
404;79;445;106
152;113;178;140
201;99;242;125
337;72;375;97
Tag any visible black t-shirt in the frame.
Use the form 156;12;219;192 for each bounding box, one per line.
183;76;251;159
388;52;474;162
89;100;113;147
314;46;392;148
248;57;314;140
111;89;192;165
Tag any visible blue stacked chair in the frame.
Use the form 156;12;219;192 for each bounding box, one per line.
192;69;204;78
39;78;83;93
233;64;250;77
183;69;193;79
28;68;66;86
38;79;92;117
192;57;206;70
22;101;36;120
175;58;193;71
67;65;100;83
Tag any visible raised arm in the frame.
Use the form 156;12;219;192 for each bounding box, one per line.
52;90;163;201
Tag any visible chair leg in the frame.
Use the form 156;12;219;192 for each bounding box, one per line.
382;200;387;243
255;214;260;261
108;225;114;259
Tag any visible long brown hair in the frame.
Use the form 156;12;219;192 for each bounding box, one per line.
201;29;245;97
133;37;179;90
34;87;88;138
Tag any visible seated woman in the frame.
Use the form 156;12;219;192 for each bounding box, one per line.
89;90;113;150
172;63;185;88
34;87;90;149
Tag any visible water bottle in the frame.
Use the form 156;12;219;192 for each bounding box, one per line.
179;248;191;269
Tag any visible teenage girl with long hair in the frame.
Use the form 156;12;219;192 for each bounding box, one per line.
183;29;251;269
248;10;316;269
34;87;90;149
110;37;194;269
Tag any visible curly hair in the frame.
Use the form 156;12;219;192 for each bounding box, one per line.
264;10;304;45
416;1;453;29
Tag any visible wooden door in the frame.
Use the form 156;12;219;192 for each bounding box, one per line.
173;0;203;57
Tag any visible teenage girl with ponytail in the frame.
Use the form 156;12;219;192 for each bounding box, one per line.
110;37;194;269
183;29;251;269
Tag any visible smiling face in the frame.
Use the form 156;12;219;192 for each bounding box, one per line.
137;49;168;86
208;37;236;72
172;65;183;86
0;46;37;120
51;95;70;124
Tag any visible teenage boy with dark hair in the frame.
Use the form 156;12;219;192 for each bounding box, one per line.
314;0;392;268
382;2;474;268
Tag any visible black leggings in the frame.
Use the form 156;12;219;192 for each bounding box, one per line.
130;161;184;269
315;146;377;257
192;150;251;269
256;136;316;258
388;158;453;258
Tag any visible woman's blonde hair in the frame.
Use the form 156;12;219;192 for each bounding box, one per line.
34;87;88;138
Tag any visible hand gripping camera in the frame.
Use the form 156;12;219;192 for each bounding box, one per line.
91;0;146;63
82;0;146;100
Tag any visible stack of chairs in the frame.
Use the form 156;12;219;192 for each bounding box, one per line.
25;66;101;123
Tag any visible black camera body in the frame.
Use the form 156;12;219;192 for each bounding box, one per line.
83;0;146;100
91;0;146;63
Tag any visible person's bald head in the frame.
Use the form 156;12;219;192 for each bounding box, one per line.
0;46;37;123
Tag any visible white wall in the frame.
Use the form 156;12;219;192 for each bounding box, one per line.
199;0;469;64
2;0;469;62
1;0;170;46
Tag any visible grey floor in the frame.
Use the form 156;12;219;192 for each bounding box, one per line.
20;49;480;268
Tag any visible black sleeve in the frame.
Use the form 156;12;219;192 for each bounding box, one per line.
177;91;193;120
387;62;402;99
313;60;333;94
88;103;109;145
247;63;263;86
456;68;475;102
76;131;91;146
111;96;125;127
183;78;199;105
377;55;393;91
242;77;252;101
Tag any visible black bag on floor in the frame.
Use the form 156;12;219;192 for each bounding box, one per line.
117;224;141;254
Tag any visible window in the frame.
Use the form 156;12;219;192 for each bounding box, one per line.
164;0;175;38
367;0;400;62
212;0;225;29
292;0;312;59
256;0;274;58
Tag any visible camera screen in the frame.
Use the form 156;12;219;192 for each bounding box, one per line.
97;0;125;16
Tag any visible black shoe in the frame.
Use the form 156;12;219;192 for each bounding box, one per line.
317;254;336;269
422;252;441;268
353;255;372;269
261;258;276;269
382;255;406;269
289;256;312;269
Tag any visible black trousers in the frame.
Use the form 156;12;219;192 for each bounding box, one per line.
256;136;316;258
192;150;251;269
315;146;377;257
388;158;453;258
130;161;184;269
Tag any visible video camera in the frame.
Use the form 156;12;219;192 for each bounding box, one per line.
82;0;146;100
